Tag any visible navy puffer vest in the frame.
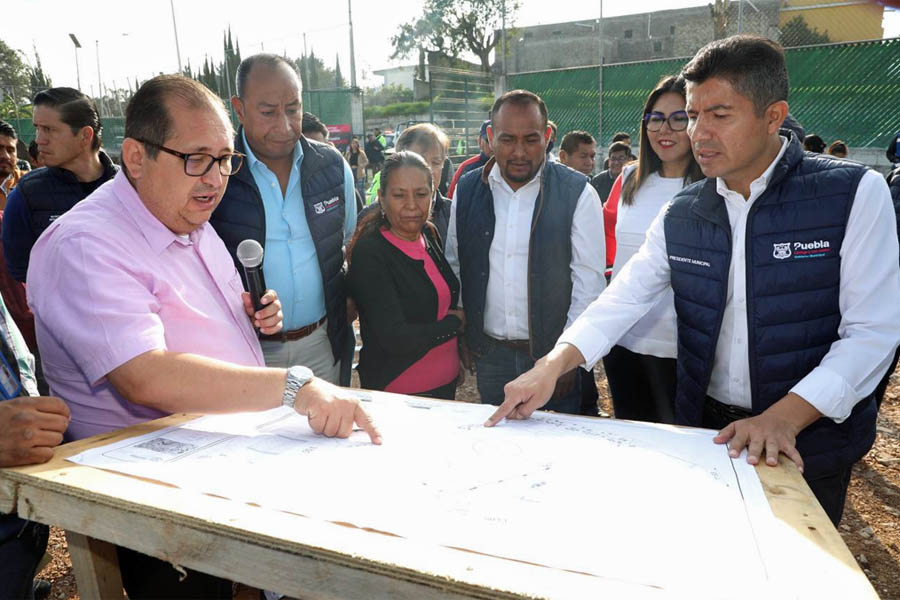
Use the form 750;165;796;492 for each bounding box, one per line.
664;136;875;478
210;131;348;364
454;159;584;358
15;150;118;238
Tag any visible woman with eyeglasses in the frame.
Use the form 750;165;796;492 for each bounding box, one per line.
602;75;703;424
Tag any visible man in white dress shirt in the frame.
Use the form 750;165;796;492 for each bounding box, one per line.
446;90;606;415
487;36;900;525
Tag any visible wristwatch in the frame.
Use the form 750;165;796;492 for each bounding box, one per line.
282;365;314;409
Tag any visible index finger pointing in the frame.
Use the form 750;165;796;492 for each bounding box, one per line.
485;397;522;427
355;405;382;445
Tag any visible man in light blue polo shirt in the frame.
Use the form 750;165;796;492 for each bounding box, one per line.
211;54;356;384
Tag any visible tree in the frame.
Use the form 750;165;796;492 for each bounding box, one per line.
0;38;30;110
391;0;520;73
27;50;52;98
780;15;831;47
335;54;345;88
709;0;729;40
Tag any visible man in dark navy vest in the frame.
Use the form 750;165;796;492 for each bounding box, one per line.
2;88;117;282
488;36;900;525
210;55;357;385
446;90;606;415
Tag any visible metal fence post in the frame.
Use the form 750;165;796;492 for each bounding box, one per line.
464;77;470;155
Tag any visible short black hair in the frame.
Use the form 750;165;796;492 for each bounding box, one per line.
490;89;548;128
28;140;38;161
560;130;595;154
612;131;631;143
0;120;16;140
608;141;631;155
803;134;826;153
32;87;102;150
235;54;300;99
301;112;328;139
125;74;230;160
681;35;788;115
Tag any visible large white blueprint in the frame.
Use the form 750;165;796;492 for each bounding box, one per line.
66;391;810;598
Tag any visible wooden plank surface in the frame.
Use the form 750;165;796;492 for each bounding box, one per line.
66;532;124;600
0;411;878;599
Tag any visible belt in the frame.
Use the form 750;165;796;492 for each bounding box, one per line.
259;316;327;343
489;337;531;352
703;395;753;428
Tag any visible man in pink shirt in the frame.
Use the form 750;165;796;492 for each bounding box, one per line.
27;74;380;599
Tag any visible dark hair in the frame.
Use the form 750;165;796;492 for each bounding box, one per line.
32;87;102;150
803;134;826;153
681;35;788;116
302;112;328;139
28;140;38;161
347;151;434;265
827;140;848;156
608;141;631;155
125;74;230;160
612;131;631;143
560;130;595;155
396;123;449;156
235;54;300;99
622;76;703;206
490;89;548;128
0;120;16;140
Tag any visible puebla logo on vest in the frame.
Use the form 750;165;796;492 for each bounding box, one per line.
313;196;341;215
773;240;832;260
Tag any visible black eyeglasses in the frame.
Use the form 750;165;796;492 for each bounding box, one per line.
643;110;690;132
136;139;245;177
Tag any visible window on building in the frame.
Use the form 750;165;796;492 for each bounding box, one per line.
654;40;663;53
670;25;676;35
624;29;633;39
552;30;562;36
524;32;533;39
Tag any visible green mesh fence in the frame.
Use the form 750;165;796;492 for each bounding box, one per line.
509;38;900;149
428;67;494;160
302;89;353;128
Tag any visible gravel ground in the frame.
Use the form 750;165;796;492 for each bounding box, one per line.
38;362;900;599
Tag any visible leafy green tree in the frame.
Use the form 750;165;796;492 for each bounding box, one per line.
27;50;52;98
781;15;831;47
391;0;520;73
0;38;30;113
335;54;345;88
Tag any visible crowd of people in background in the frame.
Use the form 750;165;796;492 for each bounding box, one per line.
1;32;900;599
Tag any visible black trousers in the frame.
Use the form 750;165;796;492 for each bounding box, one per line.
701;397;853;526
117;546;232;600
603;345;677;424
0;519;48;600
579;367;600;417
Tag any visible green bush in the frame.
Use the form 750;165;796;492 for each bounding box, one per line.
364;101;430;119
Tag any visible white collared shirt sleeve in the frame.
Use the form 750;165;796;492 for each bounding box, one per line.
558;201;673;370
566;182;607;328
790;170;900;422
446;194;462;306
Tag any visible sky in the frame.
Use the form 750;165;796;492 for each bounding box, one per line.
5;0;900;96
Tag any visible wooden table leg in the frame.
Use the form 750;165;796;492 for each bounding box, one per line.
66;531;124;600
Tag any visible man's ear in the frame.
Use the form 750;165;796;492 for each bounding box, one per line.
545;125;552;143
558;149;569;164
487;125;494;145
80;126;95;149
231;96;245;125
767;100;790;136
121;138;146;179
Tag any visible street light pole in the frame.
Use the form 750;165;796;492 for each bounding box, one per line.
68;34;82;91
348;0;357;88
95;40;105;115
170;0;183;72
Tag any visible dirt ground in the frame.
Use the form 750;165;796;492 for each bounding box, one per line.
37;363;900;599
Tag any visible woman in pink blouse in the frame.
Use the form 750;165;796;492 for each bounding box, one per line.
347;152;464;399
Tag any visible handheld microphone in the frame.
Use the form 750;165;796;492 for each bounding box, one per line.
236;239;267;313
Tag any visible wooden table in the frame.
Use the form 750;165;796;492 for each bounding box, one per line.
0;413;878;599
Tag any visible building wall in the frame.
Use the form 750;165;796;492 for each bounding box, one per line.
373;66;418;90
780;0;884;43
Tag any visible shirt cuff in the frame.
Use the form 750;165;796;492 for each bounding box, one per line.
557;320;612;371
789;366;856;424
